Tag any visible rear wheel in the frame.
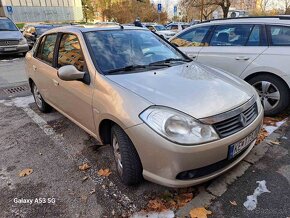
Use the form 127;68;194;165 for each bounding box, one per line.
111;125;143;185
32;82;52;113
248;74;290;116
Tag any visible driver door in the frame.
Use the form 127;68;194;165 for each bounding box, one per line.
54;33;95;133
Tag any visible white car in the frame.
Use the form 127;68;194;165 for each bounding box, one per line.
166;22;190;33
145;24;176;39
170;16;290;116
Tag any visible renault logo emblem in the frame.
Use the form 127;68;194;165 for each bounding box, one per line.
240;114;247;127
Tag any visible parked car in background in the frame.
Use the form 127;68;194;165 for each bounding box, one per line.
144;23;176;39
166;22;190;33
23;24;59;48
170;16;290;116
0;17;29;56
26;25;263;188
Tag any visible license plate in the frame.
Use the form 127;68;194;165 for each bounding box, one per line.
4;47;17;51
228;127;260;159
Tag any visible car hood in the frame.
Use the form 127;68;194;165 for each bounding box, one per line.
107;62;254;119
0;31;22;40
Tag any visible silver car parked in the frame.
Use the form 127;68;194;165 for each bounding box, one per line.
0;17;29;55
25;26;263;187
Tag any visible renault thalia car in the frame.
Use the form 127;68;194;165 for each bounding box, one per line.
25;26;263;188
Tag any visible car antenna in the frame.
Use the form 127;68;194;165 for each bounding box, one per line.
119;24;124;30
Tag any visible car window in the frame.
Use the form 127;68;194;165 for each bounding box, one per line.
57;34;85;71
36;34;57;65
171;25;178;30
269;25;290;46
147;26;155;31
210;24;253;46
246;25;261;46
170;26;210;47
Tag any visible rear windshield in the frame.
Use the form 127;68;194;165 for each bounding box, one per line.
0;19;18;31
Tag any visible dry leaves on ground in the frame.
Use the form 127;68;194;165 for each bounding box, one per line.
19;168;33;177
229;200;237;206
263;117;280;126
268;140;281;145
79;163;91;171
145;191;194;212
255;128;269;145
189;207;212;218
97;168;111;177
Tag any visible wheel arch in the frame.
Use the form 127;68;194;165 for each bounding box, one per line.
244;72;290;90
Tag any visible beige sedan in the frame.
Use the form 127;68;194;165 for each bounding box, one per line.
25;26;263;188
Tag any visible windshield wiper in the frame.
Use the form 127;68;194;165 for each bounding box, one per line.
149;58;191;66
106;65;148;74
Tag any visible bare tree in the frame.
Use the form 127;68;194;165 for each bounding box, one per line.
258;0;271;14
285;0;290;14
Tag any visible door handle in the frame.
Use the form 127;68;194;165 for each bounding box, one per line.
235;56;250;61
52;79;59;86
32;65;37;71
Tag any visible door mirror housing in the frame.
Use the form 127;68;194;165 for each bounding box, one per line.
57;65;85;81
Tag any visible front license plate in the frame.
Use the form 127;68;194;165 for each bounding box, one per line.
4;47;17;51
228;127;260;159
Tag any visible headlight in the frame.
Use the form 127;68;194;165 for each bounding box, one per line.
139;106;219;145
19;37;27;45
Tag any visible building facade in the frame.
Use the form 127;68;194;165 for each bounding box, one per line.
0;0;83;22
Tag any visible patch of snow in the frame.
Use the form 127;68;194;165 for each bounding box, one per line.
263;119;287;134
131;210;175;218
0;96;34;108
243;180;270;211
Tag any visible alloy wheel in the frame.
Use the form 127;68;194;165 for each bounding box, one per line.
252;81;280;111
112;134;123;176
33;85;42;109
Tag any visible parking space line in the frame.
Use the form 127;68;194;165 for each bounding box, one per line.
0;96;137;213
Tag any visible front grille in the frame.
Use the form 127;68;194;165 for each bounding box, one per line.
0;40;19;46
213;103;258;138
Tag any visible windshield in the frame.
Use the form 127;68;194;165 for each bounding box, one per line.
0;19;18;31
154;25;166;31
85;30;188;74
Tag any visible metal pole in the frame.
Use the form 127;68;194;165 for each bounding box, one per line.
200;0;204;21
158;13;160;23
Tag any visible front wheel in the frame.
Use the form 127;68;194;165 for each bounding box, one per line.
248;75;290;116
32;82;52;113
111;125;143;185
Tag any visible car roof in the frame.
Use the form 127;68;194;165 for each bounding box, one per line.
197;16;290;26
45;25;149;34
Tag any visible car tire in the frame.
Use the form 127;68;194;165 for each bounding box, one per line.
248;74;290;116
111;124;143;185
31;82;52;113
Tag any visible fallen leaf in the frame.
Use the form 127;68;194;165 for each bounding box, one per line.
19;168;33;177
255;128;269;144
147;199;167;212
176;193;193;207
268;140;281;145
101;185;106;189
80;195;87;203
190;207;212;218
82;176;89;182
90;189;96;195
230;200;237;206
79;163;91;171
97;168;111;177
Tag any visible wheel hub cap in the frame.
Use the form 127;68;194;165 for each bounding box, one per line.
112;134;123;175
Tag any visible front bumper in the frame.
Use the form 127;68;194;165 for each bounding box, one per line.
0;44;29;55
125;107;264;188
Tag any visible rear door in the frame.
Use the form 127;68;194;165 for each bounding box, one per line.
32;33;59;104
197;24;268;76
170;25;212;59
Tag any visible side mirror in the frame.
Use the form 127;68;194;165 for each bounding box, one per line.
57;65;85;81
